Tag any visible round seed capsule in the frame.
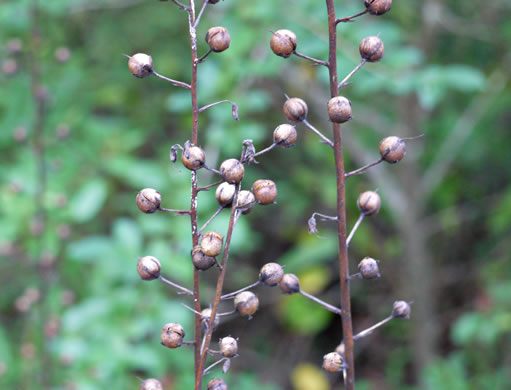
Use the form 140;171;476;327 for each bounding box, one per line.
234;291;259;317
328;96;352;123
283;98;308;122
219;159;244;184
206;27;230;53
207;378;228;390
379;136;406;163
236;190;256;215
359;36;384;62
201;308;220;330
322;352;344;373
392;301;411;319
219;336;238;357
358;257;380;279
161;323;185;348
191;246;216;271
216;182;236;206
128;53;153;78
140;378;163;390
200;231;224;257
137;256;161;280
270;29;297;58
259;263;284;286
273;124;297;147
280;273;300;294
357;191;381;216
136;188;161;214
364;0;392;15
181;145;206;170
252;179;277;205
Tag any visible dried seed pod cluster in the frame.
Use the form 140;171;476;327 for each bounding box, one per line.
280;273;300;294
283;97;308;122
206;27;231;53
128;53;153;78
136;188;161;214
328;96;352;123
270;29;297;58
191;246;216;271
216;182;236;206
234;291;259;317
252;179;277;205
358;257;380;279
220;158;244;184
181;144;206;170
219;336;238;357
161;323;185;349
379;136;406;163
201;231;224;257
259;263;284;286
392;301;411;319
359;36;384;62
273;124;297;147
322;352;345;373
364;0;392;15
357;191;381;216
137;256;161;280
236;190;256;214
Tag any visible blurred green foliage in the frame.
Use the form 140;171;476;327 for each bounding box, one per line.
1;0;510;389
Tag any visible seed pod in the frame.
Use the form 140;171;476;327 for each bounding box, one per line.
359;36;384;62
128;53;153;78
191;246;216;271
207;378;228;390
234;291;259;317
280;273;300;294
206;27;230;53
140;378;163;390
200;231;223;257
236;190;256;215
219;159;244;184
364;0;392;15
379;136;406;163
392;301;411;319
136;188;161;214
357;191;381;216
270;29;297;58
273;124;297;147
137;256;161;280
259;262;284;286
358;257;380;279
161;323;185;348
283;98;308;122
322;352;344;373
219;336;238;357
181;145;206;170
328;96;352;123
216;182;236;206
201;308;220;330
252;179;277;205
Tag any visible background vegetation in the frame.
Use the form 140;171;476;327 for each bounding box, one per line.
1;0;510;389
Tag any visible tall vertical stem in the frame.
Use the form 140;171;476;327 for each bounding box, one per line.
326;0;355;388
187;0;202;379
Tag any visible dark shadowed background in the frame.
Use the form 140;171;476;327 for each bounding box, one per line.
1;0;510;389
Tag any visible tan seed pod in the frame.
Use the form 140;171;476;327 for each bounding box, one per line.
259;262;284;286
379;136;406;163
358;257;380;279
279;273;300;294
392;301;411;319
200;231;223;257
216;182;236;206
181;145;206;170
128;53;153;78
236;190;256;215
137;256;161;280
328;96;352;123
283;97;308;122
207;378;228;390
270;29;297;58
364;0;392;15
359;36;384;62
191;246;216;271
357;191;381;216
234;291;259;317
322;352;344;373
136;188;161;214
140;378;163;390
206;27;230;53
219;159;244;184
219;336;238;357
273;124;297;147
252;179;277;205
201;308;220;330
161;323;185;348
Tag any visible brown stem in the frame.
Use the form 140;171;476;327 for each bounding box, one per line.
159;207;191;215
338;59;367;89
221;280;262;300
158;275;194;295
299;289;341;315
326;0;355;388
194;187;241;390
193;0;208;28
153;70;191;89
302;119;334;147
293;50;329;67
172;0;189;11
253;142;277;157
196;48;212;63
198;206;224;235
198;180;224;192
335;9;369;24
345;157;383;178
353;315;393;341
346;214;365;247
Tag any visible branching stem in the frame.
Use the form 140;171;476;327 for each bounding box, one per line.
193;0;208;28
158;275;194;296
335;9;369;24
338;59;367;89
299;289;341;315
221;281;262;300
346;214;365;247
253;142;277;157
198;206;225;235
293;50;329;67
153;70;191;89
302;119;334;147
353;315;393;341
345;157;383;178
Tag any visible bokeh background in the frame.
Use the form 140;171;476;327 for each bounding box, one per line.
1;0;510;389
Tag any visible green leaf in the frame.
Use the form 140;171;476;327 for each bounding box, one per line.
70;179;108;223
